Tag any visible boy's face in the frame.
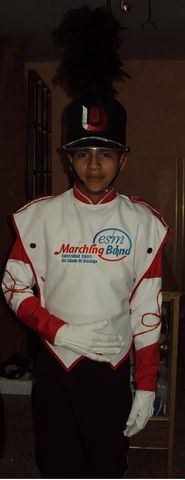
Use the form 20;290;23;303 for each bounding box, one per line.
68;148;127;201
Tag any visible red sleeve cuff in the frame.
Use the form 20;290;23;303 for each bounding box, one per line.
135;342;160;391
18;296;65;344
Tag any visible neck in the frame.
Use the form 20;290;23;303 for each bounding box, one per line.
73;183;117;205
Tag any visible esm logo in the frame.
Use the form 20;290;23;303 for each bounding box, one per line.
93;228;132;262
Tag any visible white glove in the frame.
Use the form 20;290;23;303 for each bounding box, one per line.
54;319;124;362
123;390;155;437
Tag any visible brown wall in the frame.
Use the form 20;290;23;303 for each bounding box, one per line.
0;39;27;363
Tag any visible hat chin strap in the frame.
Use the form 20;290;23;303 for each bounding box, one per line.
68;158;123;196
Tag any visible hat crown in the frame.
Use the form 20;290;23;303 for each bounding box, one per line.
61;100;128;151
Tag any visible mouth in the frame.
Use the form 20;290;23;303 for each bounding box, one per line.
86;176;105;181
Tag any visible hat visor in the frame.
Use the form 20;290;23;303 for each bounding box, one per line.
62;136;129;152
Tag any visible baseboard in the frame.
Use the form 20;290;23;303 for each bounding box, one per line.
0;373;33;395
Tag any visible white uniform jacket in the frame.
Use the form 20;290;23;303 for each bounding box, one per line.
2;187;169;390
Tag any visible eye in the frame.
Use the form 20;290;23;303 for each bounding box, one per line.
75;151;88;159
101;151;112;159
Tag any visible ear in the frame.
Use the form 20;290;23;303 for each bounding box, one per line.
119;153;128;172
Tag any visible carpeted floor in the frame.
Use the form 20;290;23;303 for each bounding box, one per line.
0;361;185;479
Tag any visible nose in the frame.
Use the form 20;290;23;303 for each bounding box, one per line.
87;151;101;169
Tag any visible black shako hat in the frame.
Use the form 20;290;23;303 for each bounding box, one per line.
62;100;129;153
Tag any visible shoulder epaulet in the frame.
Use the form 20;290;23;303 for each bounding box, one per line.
129;196;168;228
15;195;54;213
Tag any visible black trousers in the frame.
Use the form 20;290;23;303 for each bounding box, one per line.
32;345;132;479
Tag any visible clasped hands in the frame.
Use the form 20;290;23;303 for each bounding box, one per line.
54;319;124;362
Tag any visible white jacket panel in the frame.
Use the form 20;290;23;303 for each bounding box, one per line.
8;189;168;368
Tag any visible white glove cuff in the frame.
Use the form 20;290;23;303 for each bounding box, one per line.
54;324;68;346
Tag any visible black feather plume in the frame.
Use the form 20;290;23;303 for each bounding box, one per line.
52;6;130;106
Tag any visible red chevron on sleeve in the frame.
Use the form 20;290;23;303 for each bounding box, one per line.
9;239;31;264
144;244;162;279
